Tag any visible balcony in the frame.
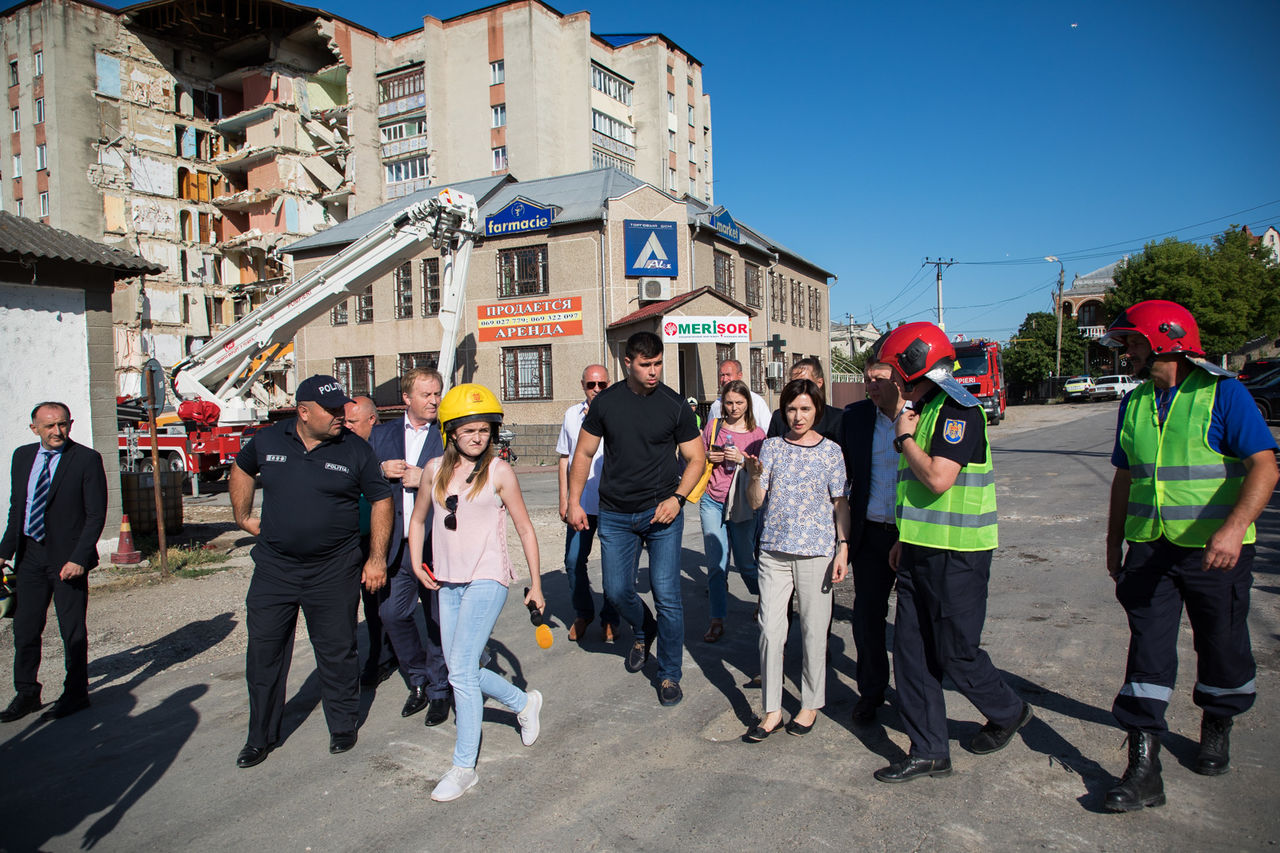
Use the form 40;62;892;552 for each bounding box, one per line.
1079;325;1106;339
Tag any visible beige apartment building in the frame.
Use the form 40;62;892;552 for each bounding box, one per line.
287;168;832;464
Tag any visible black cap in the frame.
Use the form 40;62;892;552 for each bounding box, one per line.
295;374;353;408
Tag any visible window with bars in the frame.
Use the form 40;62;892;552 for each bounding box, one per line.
792;352;804;367
334;356;375;398
398;351;439;378
420;257;440;317
716;343;735;368
809;286;822;331
393;263;413;319
713;252;734;299
331;299;348;326
750;348;765;394
497;245;548;298
356;286;374;324
501;345;552;400
791;280;804;328
744;263;762;308
770;271;786;324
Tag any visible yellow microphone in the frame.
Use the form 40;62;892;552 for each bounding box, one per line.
524;587;553;649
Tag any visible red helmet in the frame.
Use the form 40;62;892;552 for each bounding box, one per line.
1099;299;1204;357
878;322;956;384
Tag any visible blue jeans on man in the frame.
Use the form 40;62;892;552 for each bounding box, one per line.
565;515;619;627
597;508;685;683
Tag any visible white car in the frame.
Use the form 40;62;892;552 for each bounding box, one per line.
1090;375;1143;401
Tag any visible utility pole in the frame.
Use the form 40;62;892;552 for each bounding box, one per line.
845;312;856;360
923;258;955;331
1046;256;1065;377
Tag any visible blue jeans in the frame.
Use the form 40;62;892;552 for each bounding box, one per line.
597;508;685;682
564;516;618;625
437;580;528;769
698;495;760;619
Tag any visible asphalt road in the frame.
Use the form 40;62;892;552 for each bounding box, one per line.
2;405;1278;851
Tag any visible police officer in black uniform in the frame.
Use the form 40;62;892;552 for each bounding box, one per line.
229;375;392;768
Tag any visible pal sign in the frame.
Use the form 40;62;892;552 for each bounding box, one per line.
485;197;557;237
661;315;751;343
624;220;678;277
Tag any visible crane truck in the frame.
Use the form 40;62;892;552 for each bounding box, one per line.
118;187;481;482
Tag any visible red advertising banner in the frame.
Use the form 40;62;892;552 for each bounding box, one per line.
477;296;584;342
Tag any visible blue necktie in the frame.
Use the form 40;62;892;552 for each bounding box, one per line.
28;451;53;541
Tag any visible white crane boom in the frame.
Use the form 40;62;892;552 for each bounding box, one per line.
171;188;480;425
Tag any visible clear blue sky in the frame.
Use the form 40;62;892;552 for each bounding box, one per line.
149;0;1280;340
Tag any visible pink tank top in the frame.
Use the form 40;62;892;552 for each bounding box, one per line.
430;461;516;586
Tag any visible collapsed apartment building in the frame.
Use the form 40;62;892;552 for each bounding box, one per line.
1;0;714;403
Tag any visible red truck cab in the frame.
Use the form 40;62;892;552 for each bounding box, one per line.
952;339;1007;425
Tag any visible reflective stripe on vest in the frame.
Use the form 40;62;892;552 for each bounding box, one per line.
1119;369;1255;547
895;393;998;551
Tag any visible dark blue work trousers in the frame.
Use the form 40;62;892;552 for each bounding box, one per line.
893;543;1023;760
1112;538;1256;734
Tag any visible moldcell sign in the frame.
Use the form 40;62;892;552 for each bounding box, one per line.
485;197;557;237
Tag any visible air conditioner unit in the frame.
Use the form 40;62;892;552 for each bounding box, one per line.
766;361;785;380
638;278;671;302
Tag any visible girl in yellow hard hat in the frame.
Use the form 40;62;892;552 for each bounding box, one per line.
407;383;545;803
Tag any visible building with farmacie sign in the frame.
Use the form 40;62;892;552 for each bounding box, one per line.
287;167;834;464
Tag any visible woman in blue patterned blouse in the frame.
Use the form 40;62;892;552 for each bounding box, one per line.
742;378;851;741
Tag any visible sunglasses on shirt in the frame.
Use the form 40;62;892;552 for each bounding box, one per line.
584;381;609;389
443;494;459;531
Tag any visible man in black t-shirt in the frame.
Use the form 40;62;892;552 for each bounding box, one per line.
568;332;704;707
229;375;392;769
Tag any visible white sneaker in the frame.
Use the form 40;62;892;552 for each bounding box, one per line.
517;688;543;747
431;766;478;802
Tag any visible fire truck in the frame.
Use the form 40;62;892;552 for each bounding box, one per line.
952;338;1007;425
118;188;480;482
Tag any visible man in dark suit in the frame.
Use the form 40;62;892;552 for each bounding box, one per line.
0;401;107;723
370;367;450;725
840;361;909;724
766;357;844;441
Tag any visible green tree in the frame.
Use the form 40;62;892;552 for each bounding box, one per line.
1004;311;1086;386
1104;226;1280;358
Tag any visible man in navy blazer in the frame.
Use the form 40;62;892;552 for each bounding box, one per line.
840;361;909;725
0;402;107;723
370;368;450;724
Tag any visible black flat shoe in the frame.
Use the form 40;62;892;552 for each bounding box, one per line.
40;695;90;721
401;685;430;717
785;717;815;736
874;756;952;784
0;693;42;723
424;697;451;727
236;744;273;769
329;731;357;754
743;720;782;743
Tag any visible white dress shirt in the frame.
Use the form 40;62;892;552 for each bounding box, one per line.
402;415;434;532
557;400;604;515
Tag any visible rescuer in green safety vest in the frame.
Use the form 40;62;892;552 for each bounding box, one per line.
1098;299;1278;813
869;322;1031;786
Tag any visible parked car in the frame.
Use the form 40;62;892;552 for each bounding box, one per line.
1062;375;1096;401
1243;365;1280;387
1238;357;1280;383
1249;374;1280;422
1090;375;1143;401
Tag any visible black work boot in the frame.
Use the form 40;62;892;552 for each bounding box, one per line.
1194;712;1232;776
1104;730;1166;812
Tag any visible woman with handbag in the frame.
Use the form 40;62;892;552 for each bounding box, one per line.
742;378;850;741
407;383;545;803
697;380;765;643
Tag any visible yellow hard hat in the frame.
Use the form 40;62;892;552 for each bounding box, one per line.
438;383;503;433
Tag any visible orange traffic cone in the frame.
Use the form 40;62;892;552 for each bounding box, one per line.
111;513;142;565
